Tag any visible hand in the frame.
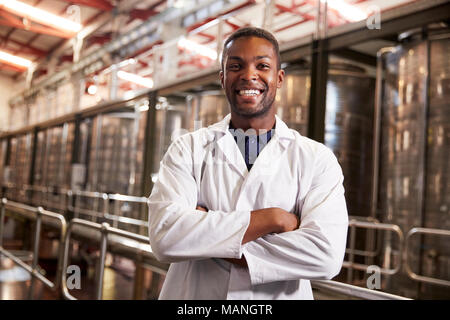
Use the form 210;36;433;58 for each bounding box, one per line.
273;208;300;233
251;207;300;233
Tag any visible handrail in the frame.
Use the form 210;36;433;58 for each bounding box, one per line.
0;198;67;298
311;280;411;300
68;189;148;232
2;196;448;300
344;219;404;277
405;227;450;287
61;218;154;300
107;193;149;203
346;216;381;258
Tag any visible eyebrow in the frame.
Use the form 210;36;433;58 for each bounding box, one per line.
227;55;271;62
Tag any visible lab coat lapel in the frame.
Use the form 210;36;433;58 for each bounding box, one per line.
216;132;248;179
209;114;248;179
235;115;295;209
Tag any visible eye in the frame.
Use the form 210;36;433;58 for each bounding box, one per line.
258;63;270;70
228;64;240;70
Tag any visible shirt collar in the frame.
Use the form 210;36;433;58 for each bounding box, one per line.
209;113;296;140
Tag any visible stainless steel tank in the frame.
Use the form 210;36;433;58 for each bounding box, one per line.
192;91;229;128
83;100;151;233
5;134;32;203
88;112;137;195
31;124;74;212
325;65;375;219
277;64;375;219
151;96;190;175
379;31;450;299
275;68;310;136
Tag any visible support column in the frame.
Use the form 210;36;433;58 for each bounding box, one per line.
307;39;328;143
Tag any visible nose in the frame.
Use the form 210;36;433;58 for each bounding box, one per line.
240;65;258;81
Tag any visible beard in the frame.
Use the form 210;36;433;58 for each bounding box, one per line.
227;88;276;119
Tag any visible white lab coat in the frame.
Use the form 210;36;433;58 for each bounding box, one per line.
148;114;348;299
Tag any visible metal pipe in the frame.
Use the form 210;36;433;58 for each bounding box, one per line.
0;198;6;247
369;46;396;280
0;247;54;289
405;227;450;287
95;222;110;300
311;280;411;300
371;47;395;220
28;206;43;299
61;221;77;300
347;224;356;283
343;219;404;276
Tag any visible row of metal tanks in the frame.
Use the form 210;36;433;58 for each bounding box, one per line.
0;31;449;299
378;30;450;299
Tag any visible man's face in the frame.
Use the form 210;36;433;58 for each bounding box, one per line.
220;36;284;118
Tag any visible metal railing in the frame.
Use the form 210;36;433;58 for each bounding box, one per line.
25;184;69;213
60;218;155;300
346;216;381;258
405;227;450;288
68;189;108;223
0;198;67;299
311;279;411;300
344;218;404;280
1;196;449;300
68;190;149;234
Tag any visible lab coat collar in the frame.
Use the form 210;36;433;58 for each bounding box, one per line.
207;113;295;179
209;113;296;141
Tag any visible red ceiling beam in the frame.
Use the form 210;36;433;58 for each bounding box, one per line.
275;3;314;20
224;19;241;31
0;35;47;57
196;31;216;42
127;0;166;23
0;61;27;73
88;33;112;46
0;10;75;39
129;9;160;21
128;40;164;60
58;0;114;11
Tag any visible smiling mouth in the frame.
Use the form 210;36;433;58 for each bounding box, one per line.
236;89;264;96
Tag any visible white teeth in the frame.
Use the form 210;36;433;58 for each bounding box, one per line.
239;89;261;96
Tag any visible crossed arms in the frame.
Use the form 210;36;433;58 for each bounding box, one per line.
196;205;300;267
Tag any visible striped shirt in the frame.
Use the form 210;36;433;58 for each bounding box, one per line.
229;123;275;171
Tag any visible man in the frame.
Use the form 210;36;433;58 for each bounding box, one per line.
148;27;348;299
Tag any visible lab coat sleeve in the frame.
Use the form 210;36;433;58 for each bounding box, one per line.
148;136;251;263
242;146;349;285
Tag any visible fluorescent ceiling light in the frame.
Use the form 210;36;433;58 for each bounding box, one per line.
323;0;368;22
178;37;218;60
0;0;82;33
0;50;32;68
118;71;154;88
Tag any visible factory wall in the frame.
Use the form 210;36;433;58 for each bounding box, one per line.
0;74;14;132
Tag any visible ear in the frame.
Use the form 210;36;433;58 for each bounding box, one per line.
277;69;285;88
219;70;224;89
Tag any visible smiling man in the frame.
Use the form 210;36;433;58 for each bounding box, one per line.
148;27;349;300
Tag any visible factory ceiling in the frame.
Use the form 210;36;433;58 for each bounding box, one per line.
0;0;420;84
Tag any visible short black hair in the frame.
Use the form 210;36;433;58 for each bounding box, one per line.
221;27;281;70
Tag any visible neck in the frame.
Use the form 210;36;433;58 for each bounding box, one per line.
230;110;276;134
